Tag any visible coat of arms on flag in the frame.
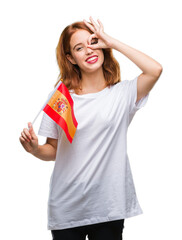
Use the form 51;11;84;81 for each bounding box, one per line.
43;82;78;143
30;80;78;144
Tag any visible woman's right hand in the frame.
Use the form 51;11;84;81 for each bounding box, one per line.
19;122;39;154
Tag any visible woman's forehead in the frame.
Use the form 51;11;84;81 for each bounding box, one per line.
70;30;91;45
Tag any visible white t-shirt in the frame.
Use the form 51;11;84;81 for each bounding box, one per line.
38;75;150;230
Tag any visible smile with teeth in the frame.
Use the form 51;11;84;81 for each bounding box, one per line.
86;56;98;63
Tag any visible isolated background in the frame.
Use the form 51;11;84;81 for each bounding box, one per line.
0;0;181;239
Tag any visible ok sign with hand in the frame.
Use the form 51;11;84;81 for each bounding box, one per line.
83;16;114;50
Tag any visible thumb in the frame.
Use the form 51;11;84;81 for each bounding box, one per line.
28;122;37;139
87;44;98;50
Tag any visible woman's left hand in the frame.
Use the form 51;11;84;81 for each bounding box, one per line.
83;16;113;49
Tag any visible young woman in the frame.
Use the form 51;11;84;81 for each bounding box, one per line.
19;16;162;240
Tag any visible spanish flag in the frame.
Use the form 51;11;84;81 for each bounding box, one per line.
43;81;78;143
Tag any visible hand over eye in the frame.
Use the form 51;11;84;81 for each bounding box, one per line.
83;16;113;49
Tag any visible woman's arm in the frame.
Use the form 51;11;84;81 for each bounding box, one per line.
20;123;58;162
110;39;163;101
111;39;162;76
32;138;58;161
84;16;163;102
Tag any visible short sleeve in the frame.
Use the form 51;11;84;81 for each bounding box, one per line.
38;112;59;139
128;76;150;124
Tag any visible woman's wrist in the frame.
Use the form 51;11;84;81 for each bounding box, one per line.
31;144;56;161
109;37;121;50
31;145;40;157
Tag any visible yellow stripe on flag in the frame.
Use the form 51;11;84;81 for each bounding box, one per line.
47;90;77;139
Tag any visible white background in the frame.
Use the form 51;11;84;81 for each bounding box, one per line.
0;0;181;239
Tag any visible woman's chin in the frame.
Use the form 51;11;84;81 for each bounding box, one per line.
83;66;103;74
81;61;103;73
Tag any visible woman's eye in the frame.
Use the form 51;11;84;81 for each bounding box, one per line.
76;47;82;51
91;38;98;44
76;40;97;51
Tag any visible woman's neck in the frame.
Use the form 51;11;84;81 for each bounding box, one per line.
79;67;107;93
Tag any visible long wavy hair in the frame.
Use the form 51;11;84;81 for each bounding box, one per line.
54;21;121;93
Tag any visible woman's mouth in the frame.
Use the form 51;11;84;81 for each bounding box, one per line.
86;56;98;64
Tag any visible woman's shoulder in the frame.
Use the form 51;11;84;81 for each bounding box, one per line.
112;79;129;89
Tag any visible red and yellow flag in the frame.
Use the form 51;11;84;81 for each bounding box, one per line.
43;82;78;143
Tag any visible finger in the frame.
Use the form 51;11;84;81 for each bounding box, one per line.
89;16;99;31
20;136;29;143
23;128;32;140
19;136;25;143
87;43;99;50
97;19;104;31
28;122;37;139
83;19;95;33
21;132;30;142
87;33;97;45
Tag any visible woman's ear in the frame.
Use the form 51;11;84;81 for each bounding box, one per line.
66;54;77;65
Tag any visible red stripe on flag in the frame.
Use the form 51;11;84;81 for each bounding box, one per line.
57;83;78;128
43;104;73;143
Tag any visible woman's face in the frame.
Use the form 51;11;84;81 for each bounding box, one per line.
67;29;104;73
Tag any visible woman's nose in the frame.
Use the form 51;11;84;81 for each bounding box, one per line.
85;46;93;53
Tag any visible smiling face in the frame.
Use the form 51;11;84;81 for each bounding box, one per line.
66;29;105;74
